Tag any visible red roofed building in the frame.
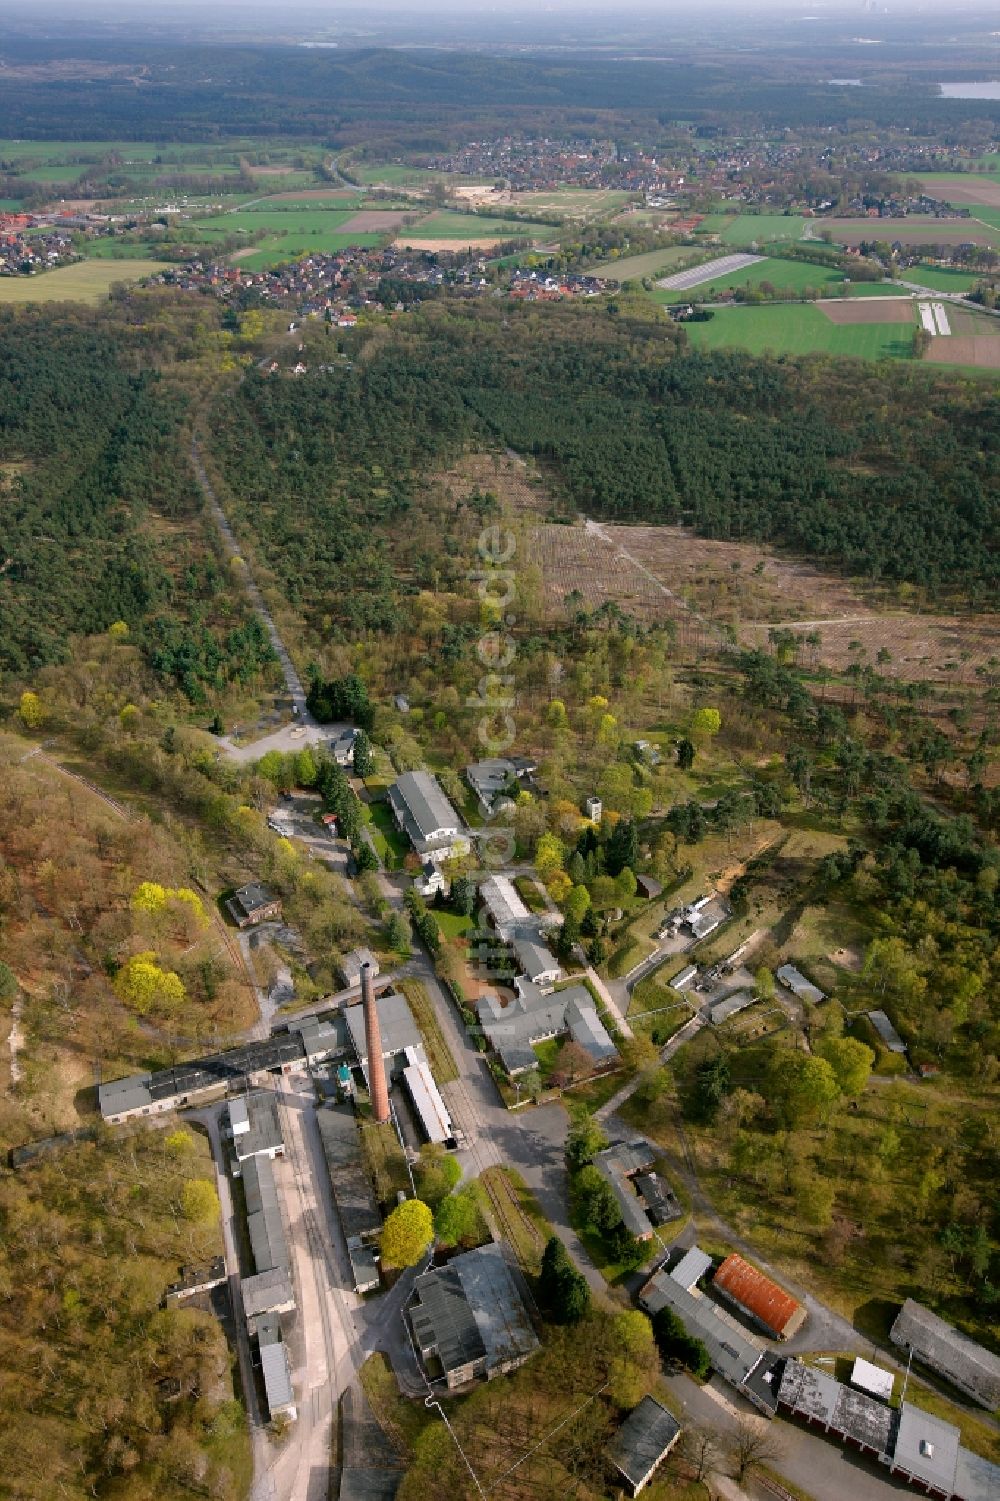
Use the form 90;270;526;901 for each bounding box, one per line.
712;1254;806;1341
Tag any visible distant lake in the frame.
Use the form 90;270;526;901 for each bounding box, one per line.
828;79;863;87
939;82;1000;99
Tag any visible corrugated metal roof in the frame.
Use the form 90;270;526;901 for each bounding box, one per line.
242;1155;290;1275
713;1254;804;1338
388;771;462;851
260;1339;295;1416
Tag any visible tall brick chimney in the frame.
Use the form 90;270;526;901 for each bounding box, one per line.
361;962;390;1124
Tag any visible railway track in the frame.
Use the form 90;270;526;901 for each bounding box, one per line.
480;1168;544;1267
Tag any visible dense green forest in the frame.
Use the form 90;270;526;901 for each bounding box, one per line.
214;302;1000;611
0;306;276;699
0;41;996;141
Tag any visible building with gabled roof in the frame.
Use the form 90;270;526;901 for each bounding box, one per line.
890;1299;1000;1410
386;771;468;858
606;1396;681;1496
476;981;616;1078
776;964;825;1004
228;1091;284;1170
227;882;282;928
639;1263;778;1414
408;1243;539;1390
712;1253;806;1340
242;1154;290;1277
256;1313;296;1421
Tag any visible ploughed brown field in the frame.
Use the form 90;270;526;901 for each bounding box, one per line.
393;235;506;251
926;336;1000;368
340;210;415;232
916;176;1000;207
818;299;915;324
833;220;997;246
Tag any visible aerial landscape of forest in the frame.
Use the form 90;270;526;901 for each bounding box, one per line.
0;4;998;1501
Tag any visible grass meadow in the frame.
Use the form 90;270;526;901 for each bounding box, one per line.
0;259;167;303
682;301;917;360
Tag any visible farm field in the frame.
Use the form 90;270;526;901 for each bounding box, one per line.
682;302;916;359
652;255;846;302
187;205;392;263
818;298;914;323
925;336;1000;369
912;173;1000;207
827;217;1000;247
232;233;382;269
0;258;167;302
902;263;988;292
719;213;809;245
592;245;711;281
407;211;553;238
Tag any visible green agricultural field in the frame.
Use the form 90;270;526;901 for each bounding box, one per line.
971;206;1000;229
719;214;808;246
406;212;553;239
188;207;389;264
652;256;846;303
14;165;84;183
902;264;987;293
683;302;916;361
233;233;382;269
194;207;355;234
0;259;166;303
592;245;710;282
83;240;169;260
694;213;736;233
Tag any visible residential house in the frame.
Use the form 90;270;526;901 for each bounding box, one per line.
330;727;359;767
465;758;519;817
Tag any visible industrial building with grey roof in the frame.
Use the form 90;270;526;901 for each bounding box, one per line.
386;770;466;857
890;1298;1000;1410
409;1243;539;1390
476;981;617;1077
